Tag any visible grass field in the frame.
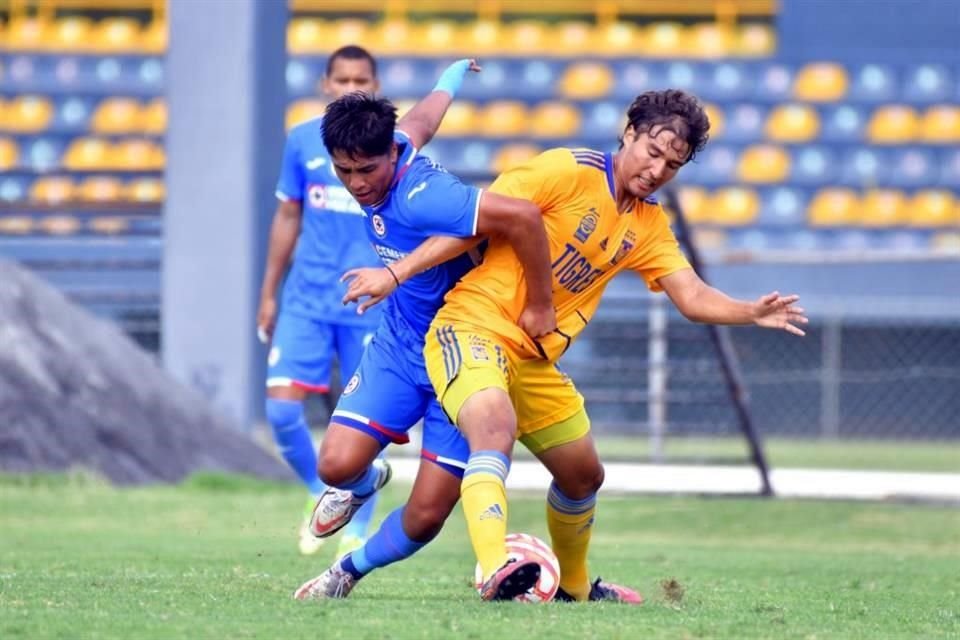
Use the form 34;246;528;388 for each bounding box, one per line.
2;472;958;639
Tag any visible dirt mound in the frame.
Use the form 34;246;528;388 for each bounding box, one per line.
0;259;289;484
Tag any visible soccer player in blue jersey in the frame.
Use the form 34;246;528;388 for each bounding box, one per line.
257;45;386;556
293;65;557;601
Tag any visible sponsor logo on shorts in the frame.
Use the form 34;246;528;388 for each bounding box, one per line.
343;373;361;396
470;344;490;361
268;346;281;367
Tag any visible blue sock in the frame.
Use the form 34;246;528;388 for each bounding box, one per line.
338;459;385;498
340;507;429;579
265;398;325;496
344;451;385;539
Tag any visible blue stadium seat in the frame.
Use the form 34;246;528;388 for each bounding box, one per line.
688;144;737;186
52;97;94;133
516;60;563;100
820;105;867;143
23;136;65;172
831;229;875;250
888;148;937;188
757;187;808;226
839;147;890;188
582;101;622;143
939;149;960;187
784;229;829;251
0;176;29;203
285;59;320;98
611;61;654;101
790;146;836;186
459;140;495;176
849;64;898;102
134;58;164;95
380;58;435;99
723;104;766;142
884;229;933;251
5;55;38;92
663;62;701;93
704;62;753;101
755;63;794;101
903;64;954;103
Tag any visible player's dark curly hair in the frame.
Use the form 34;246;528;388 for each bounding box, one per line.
621;89;711;163
322;92;397;159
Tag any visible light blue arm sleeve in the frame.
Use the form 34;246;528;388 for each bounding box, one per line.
401;167;482;238
275;129;304;202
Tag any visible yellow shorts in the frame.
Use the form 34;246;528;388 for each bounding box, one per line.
425;322;589;450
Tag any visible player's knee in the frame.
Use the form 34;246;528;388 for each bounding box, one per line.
316;449;359;487
264;398;303;438
458;389;517;454
554;462;604;500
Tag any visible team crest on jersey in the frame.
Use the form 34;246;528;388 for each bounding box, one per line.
574;209;599;243
307;184;328;208
343;373;361;396
610;239;634;266
371;214;387;237
268;346;281;367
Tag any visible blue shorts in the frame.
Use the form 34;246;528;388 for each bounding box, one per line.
332;328;470;478
266;311;374;392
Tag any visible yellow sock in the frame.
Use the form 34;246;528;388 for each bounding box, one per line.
460;451;511;580
547;483;596;601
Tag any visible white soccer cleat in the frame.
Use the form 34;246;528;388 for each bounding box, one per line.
308;459;391;538
293;564;357;600
298;519;325;555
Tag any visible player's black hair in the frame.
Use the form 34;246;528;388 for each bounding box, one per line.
326;44;377;77
322;93;397;158
620;89;711;163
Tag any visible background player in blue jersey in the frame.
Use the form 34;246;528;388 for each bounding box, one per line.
293;73;557;601
257;45;384;556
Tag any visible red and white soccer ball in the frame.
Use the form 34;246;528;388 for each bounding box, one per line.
474;533;561;603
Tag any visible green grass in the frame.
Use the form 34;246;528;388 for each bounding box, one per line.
1;473;958;639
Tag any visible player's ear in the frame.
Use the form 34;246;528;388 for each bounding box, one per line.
623;125;638;145
389;142;398;164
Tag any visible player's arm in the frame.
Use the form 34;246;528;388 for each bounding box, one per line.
396;59;480;150
658;269;808;336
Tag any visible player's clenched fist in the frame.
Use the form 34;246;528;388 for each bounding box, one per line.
518;303;558;340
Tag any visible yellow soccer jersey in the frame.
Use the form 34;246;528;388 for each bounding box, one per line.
434;147;691;362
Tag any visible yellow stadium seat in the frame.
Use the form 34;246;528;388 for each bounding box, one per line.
710;187;760;226
5;95;54;133
0;216;34;235
460;20;502;56
688;23;734;58
51;17;94;52
921;105;960;143
78;176;124;203
764;104;821;142
64;138;113;171
908;190;959;227
327;19;370;51
479;101;529;138
0;137;18;171
504;20;549;55
373;19;414;55
703;103;724;139
529;102;581;138
737;145;790;183
116;139;164;171
39;215;83;235
808;188;861;226
436;102;480;138
30;176;76;204
793;63;849;102
126;177;166;203
596;21;639;56
88;216;131;235
418;20;459;56
142;20;167;54
643;22;692;58
91;98;144;134
551;21;596;56
867;105;920;144
559;62;614;99
491;143;541;175
93;18;145;53
931;231;960;251
735;23;776;57
287;18;327;55
861;189;907;227
676;186;710;223
286;99;326;130
6;18;50;51
143;99;167;134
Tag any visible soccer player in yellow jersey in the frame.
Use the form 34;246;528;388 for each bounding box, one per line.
423;89;808;602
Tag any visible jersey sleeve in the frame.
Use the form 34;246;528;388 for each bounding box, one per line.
487;148;578;211
275;129;304;202
625;203;692;292
401;168;482;238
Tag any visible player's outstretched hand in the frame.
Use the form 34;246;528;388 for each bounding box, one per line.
752;291;808;336
466;59;482;73
256;297;278;344
519;303;558;340
341;267;399;315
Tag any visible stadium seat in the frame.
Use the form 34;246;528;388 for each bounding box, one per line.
920;105;960;143
849;64;898;102
55;97;94;132
596;21;639;56
460;20;501;56
559;62;614;99
0;138;18;171
642;22;691;58
908;190;958;227
126;177;165;203
735;23;776;57
702;103;724;139
491;143;541;175
793;63;848;102
0;216;34;235
327;19;370;51
764;104;820;142
583;101;623;140
417;20;459;56
286;59;320;97
38;215;83;236
808;188;860;226
867;105;920;143
93;17;144;53
92;98;144;134
30;176;76;204
861;189;908;227
821;105;866;142
143;99;167;135
142;20;167;54
707;63;751;101
737;145;790;183
791;146;835;185
939;149;960;187
88;216;132;235
78;176;124;203
903;64;954;103
664;62;699;92
479;101;529;137
116;139;164;171
931;231;960;251
5;18;50;51
888;148;935;188
503;20;549;55
529;101;581;138
675;186;710;223
63;138;113;171
287;18;327;54
710;187;760;226
371;19;414;55
723;104;765;142
24;137;64;172
688;23;735;58
0;176;28;203
756;64;794;101
691;144;737;185
551;21;596;56
286;99;326;130
51;17;94;52
436;102;479;137
840;147;889;187
758;187;807;226
4;95;54;133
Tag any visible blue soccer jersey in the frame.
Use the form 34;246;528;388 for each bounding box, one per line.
275;116;382;327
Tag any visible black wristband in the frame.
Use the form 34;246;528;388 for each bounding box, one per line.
385;265;401;288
